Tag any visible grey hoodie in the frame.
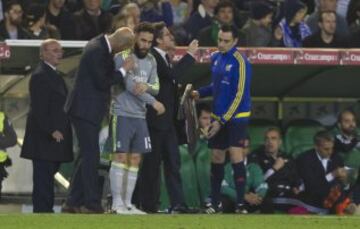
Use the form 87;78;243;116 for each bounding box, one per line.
112;52;159;119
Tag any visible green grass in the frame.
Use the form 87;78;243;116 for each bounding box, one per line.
1;214;360;229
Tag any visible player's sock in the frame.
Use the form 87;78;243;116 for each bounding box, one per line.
124;166;139;208
210;163;224;207
232;161;246;206
110;161;127;210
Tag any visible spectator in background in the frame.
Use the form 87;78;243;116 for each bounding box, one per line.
347;0;360;28
46;0;76;40
241;1;274;47
306;0;350;40
251;128;301;213
26;3;60;39
333;110;358;155
139;0;173;27
185;0;219;41
170;0;192;26
274;0;311;47
347;0;360;40
197;0;236;47
73;0;113;40
0;0;30;40
120;3;141;27
313;0;351;18
112;12;136;31
303;11;348;48
296;130;347;213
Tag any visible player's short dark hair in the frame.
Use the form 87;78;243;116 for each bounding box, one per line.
196;103;212;117
220;24;239;39
214;0;235;16
152;21;167;46
265;127;282;138
5;0;21;12
314;130;334;145
134;22;155;35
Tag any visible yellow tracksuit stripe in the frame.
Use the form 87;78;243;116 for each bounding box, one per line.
223;52;246;121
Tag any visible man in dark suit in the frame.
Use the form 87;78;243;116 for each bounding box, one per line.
64;27;135;213
135;22;199;213
296;130;347;212
21;39;73;213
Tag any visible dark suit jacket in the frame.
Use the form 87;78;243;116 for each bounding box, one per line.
296;149;344;208
73;9;113;40
66;35;124;126
252;147;301;197
146;48;195;131
46;8;76;40
21;62;73;162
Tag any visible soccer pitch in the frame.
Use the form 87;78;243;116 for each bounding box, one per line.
1;214;360;229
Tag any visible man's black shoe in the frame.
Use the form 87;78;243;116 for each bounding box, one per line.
168;204;198;214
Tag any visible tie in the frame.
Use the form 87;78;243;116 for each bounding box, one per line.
165;54;172;68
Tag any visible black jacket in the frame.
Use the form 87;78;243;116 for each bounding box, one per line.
66;35;124;126
73;9;113;40
252;147;301;197
0;21;30;40
46;8;76;40
296;149;344;208
146;48;195;131
21;62;73;162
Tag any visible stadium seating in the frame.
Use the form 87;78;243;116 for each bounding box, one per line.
159;145;201;210
284;119;325;158
194;142;211;204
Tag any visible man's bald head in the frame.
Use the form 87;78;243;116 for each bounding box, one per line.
40;39;63;66
108;27;135;53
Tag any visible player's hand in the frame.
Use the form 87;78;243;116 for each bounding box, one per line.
190;90;200;100
207;120;221;139
245;193;262;206
152;101;166;115
187;39;199;56
292;187;301;195
133;83;148;95
52;130;64;142
123;56;135;72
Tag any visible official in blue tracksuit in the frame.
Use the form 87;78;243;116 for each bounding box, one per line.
193;24;252;214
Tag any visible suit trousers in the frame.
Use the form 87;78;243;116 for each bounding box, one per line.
135;126;185;211
66;117;102;209
32;159;60;213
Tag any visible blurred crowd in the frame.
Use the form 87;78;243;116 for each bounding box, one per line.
0;0;360;48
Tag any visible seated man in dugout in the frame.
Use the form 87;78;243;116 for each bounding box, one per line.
221;137;268;213
250;127;301;213
296;130;352;214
